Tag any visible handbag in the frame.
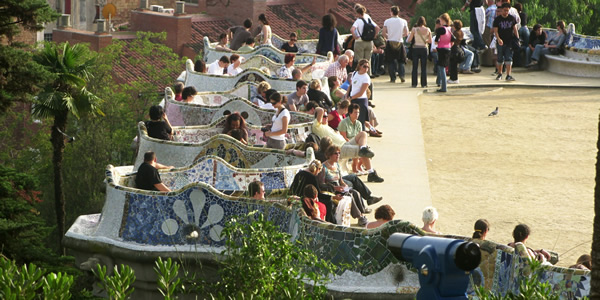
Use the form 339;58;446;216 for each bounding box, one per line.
451;44;465;63
406;42;414;61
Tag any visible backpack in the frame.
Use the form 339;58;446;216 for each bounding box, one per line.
304;133;321;146
359;18;376;41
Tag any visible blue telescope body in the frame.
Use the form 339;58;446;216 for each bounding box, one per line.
387;233;481;300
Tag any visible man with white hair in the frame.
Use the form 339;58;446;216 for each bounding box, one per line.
421;206;440;234
324;54;349;83
344;50;356;73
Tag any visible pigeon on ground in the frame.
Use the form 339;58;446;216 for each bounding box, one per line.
488;107;499;117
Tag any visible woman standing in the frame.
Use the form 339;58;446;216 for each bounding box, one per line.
448;20;464;84
434;13;453;92
264;92;289;149
257;13;272;46
317;14;340;56
347;59;371;129
407;16;431;88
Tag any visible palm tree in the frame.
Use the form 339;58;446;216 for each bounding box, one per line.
32;42;104;252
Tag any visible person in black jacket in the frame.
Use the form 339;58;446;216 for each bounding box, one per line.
290;160;337;223
145;105;172;140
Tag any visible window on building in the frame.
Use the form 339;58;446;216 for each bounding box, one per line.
183;0;197;5
44;33;53;41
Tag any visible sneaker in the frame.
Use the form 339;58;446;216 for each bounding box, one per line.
367;170;384;183
505;75;515;81
447;79;459;84
495;74;502;80
436;89;446;92
358;216;369;226
526;60;538;67
368;101;376;108
367;195;383;206
358;147;375;158
472;68;482;73
390;79;396;83
369;131;382;138
364;208;373;214
461;69;474;74
400;77;406;83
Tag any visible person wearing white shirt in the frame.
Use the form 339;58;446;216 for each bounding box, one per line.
207;56;230;75
264;92;289;149
382;5;409;83
350;4;379;76
347;59;371;130
227;54;244;76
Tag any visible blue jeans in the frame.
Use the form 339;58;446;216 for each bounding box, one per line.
496;44;513;64
470;8;485;50
431;51;439;74
436;64;447;91
525;46;534;65
388;59;406;81
531;44;550;61
519;26;530;47
411;47;428;87
459;47;474;71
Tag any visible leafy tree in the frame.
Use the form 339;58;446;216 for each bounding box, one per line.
0;0;60;112
32;42;104;252
209;211;337;299
0;166;56;265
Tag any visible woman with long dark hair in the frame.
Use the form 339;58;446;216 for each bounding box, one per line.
317;14;340;56
527;20;567;67
407;16;431;88
223;113;248;145
257;13;272;46
472;219;490;240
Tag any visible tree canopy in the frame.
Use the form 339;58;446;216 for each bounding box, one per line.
0;0;60;112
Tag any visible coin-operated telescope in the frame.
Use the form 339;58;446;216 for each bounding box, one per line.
387;233;481;300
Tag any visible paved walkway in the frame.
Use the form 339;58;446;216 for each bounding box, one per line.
363;66;600;226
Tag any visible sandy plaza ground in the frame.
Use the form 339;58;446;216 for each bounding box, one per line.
361;67;600;267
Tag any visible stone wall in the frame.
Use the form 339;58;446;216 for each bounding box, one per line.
130;9;192;55
52;29;112;51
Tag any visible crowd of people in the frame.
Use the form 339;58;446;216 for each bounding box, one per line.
131;2;588;272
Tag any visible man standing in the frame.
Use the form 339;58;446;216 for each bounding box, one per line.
462;0;487;51
382;6;409;83
493;2;519;81
135;151;174;192
228;19;253;51
286;80;309;111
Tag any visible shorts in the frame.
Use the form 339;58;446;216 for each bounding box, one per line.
496;44;513;64
340;138;359;158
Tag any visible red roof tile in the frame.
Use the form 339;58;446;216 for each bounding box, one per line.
112;38;184;92
188;17;233;54
333;0;413;28
265;4;322;39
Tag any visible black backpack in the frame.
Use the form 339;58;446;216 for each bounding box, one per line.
360;18;376;41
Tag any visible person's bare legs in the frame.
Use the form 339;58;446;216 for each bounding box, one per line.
361;157;372;170
354;131;368;147
506;64;512;76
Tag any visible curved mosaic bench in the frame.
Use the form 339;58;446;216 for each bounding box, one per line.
438;233;590;298
134;128;311;170
203;36;331;65
537;24;600;78
119;155;302;197
241;54;333;80
167;117;312;147
206;32;350;55
183;59;331;93
164;93;314;127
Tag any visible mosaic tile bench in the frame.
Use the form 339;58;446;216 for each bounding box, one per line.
163;115;312;147
439;234;590;298
203;36;331;65
118;155;301;197
183;59;331;93
241;54;333;81
65;166;591;298
164;93;314;127
206;32;350;56
188;83;293;107
134;129;311;170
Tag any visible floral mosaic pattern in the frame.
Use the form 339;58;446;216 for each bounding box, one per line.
203;36;330;65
